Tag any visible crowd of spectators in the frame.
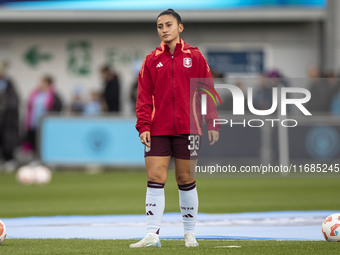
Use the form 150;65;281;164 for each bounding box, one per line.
0;62;122;171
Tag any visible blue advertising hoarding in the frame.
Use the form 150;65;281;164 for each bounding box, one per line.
40;117;145;166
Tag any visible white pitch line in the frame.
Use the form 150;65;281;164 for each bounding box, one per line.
215;245;242;248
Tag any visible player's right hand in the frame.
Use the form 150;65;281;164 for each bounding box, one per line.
140;131;151;147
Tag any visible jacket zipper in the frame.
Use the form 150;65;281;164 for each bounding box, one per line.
171;54;177;134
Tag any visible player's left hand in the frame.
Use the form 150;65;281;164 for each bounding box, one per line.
208;130;219;146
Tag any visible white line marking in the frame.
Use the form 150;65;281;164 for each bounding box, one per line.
215;245;241;248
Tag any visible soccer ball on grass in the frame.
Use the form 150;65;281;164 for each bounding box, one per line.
0;220;7;245
16;165;52;185
322;213;340;242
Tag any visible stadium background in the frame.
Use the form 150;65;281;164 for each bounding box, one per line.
1;0;340;254
1;0;338;111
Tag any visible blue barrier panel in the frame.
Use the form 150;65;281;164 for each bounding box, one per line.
40;116;144;166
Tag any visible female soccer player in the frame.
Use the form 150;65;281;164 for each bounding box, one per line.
130;9;219;248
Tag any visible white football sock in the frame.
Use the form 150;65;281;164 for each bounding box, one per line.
145;181;165;234
178;181;198;234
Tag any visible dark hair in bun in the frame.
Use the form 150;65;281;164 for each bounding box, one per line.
157;9;182;24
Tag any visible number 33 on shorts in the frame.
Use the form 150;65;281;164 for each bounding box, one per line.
188;135;200;158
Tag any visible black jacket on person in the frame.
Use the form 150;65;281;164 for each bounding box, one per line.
0;77;19;160
103;75;120;112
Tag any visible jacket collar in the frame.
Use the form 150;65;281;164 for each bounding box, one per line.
155;39;192;56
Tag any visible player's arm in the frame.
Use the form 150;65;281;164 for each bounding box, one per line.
136;57;153;146
198;52;220;145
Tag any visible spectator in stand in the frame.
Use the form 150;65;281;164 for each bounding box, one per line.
24;75;63;153
253;69;289;113
83;90;102;116
100;65;120;112
253;72;274;111
307;66;331;113
70;86;85;114
0;61;20;171
266;69;289;87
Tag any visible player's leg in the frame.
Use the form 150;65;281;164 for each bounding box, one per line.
175;158;199;247
130;136;172;248
130;156;170;248
145;156;170;235
173;135;200;247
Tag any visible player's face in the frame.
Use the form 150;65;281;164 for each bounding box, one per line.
157;15;183;44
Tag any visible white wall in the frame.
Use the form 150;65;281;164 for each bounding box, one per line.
0;21;320;115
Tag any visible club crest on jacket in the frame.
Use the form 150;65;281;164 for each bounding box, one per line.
183;58;192;68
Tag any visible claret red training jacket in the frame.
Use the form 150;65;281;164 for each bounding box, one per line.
136;39;219;136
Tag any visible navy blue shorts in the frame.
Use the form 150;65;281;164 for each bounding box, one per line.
144;135;201;160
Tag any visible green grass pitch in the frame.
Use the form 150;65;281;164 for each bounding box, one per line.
1;239;339;255
0;170;340;254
